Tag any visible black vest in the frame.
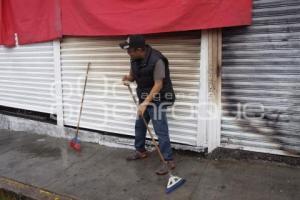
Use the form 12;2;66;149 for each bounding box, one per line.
131;45;176;105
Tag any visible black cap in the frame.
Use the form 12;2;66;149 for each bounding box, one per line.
119;35;146;50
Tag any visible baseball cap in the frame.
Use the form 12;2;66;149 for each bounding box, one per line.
119;35;146;50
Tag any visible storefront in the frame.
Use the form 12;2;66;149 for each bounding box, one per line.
0;0;258;154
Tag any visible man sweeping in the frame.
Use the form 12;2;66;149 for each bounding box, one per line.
120;35;176;175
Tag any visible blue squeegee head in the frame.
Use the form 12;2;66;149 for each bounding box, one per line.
165;175;186;194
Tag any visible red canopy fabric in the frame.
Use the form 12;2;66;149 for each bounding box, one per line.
0;0;61;46
0;0;252;46
61;0;252;36
0;0;15;46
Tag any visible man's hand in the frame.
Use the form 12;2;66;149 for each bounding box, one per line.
122;74;135;86
122;75;130;86
137;103;148;116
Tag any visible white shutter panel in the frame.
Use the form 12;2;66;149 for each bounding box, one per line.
0;42;56;114
61;33;201;146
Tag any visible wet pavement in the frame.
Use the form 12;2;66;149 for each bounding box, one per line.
0;129;299;200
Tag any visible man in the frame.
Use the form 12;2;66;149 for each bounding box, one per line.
120;35;176;175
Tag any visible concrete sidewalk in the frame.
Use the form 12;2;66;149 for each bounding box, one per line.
0;129;299;200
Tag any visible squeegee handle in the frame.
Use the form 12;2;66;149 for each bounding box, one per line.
127;85;168;165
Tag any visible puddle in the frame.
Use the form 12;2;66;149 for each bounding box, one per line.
17;144;61;158
36;139;46;142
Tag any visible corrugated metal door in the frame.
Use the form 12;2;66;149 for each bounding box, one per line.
0;42;56;114
221;0;300;155
60;33;201;146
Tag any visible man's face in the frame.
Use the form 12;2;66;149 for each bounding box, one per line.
127;48;144;60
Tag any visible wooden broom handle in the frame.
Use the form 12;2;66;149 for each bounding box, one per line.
75;62;91;137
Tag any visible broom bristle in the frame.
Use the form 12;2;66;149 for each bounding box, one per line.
69;138;81;151
73;143;81;151
69;141;74;147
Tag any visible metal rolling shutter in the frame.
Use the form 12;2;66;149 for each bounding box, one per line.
61;33;201;145
0;42;56;114
221;0;300;155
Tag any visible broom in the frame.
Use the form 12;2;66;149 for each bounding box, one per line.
127;84;185;194
69;62;91;151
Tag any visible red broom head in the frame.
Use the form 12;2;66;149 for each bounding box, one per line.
69;139;81;151
73;143;81;151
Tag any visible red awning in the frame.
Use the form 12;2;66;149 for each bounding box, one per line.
62;0;252;36
0;0;15;46
0;0;61;46
0;0;252;46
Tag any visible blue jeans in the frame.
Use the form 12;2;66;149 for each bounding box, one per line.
134;102;173;161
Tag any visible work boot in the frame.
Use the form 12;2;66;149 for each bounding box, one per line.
155;160;176;175
126;150;148;161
